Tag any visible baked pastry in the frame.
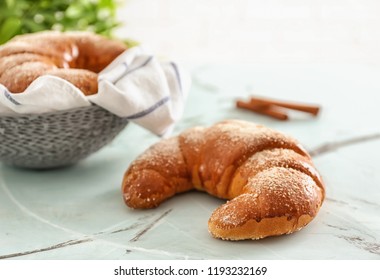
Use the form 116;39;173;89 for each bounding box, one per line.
0;31;127;95
122;120;325;240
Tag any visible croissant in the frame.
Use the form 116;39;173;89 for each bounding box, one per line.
122;120;325;240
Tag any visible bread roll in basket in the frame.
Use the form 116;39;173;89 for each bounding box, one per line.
0;31;129;169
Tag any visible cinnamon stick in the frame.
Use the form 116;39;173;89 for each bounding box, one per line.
236;100;288;121
250;97;320;116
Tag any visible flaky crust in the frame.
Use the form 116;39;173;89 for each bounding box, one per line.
0;31;127;95
122;120;325;240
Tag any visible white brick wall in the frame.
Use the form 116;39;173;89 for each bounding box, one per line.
115;0;380;63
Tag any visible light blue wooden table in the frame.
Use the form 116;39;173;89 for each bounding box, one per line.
1;63;379;259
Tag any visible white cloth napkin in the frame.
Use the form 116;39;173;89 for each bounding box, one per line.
0;46;191;136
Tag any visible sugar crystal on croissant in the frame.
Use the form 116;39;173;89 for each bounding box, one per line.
122;120;325;240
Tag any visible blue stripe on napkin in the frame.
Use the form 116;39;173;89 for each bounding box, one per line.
3;89;21;105
113;56;153;85
125;96;170;120
170;62;182;94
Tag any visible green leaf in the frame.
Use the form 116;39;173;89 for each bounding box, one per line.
5;0;15;8
0;17;21;44
0;0;128;43
65;4;83;18
22;18;47;33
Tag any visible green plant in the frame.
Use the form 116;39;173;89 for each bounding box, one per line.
0;0;123;44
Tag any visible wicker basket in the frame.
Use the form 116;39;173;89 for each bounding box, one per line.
0;105;128;169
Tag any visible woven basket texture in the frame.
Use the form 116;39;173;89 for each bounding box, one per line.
0;105;128;169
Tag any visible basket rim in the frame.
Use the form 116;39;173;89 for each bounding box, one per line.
0;103;123;119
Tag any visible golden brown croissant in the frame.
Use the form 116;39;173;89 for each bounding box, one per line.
122;120;325;240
